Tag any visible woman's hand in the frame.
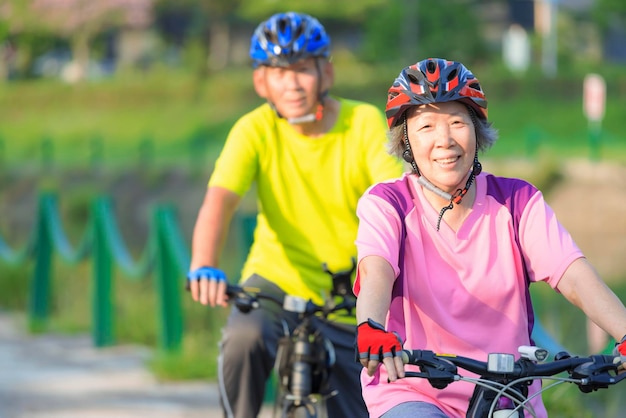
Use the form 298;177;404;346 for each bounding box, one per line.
356;319;405;381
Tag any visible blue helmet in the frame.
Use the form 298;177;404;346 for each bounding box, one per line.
250;12;331;68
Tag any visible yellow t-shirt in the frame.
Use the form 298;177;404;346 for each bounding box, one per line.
209;98;403;309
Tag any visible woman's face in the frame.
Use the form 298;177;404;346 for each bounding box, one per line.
406;101;476;193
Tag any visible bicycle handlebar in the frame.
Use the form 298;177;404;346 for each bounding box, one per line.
225;258;357;318
401;348;626;393
225;283;356;318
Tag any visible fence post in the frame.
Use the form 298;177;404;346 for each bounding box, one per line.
28;193;54;332
92;197;115;347
154;205;183;352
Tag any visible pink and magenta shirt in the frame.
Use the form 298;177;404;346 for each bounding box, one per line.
354;172;583;418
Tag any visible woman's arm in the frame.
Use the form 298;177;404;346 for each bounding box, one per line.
556;257;626;343
356;255;405;379
356;255;396;325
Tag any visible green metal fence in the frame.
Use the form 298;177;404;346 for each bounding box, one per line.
1;191;596;357
0;192;186;352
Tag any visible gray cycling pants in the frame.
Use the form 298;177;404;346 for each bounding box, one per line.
218;275;367;418
380;401;448;418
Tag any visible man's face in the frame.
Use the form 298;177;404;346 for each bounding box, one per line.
253;58;333;120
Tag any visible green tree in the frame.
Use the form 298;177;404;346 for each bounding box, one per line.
152;0;389;73
1;0;153;81
361;0;489;66
154;0;244;73
235;0;386;22
592;0;626;32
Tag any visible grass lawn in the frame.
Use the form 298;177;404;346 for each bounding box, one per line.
1;61;625;168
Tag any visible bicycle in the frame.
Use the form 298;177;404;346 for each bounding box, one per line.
225;259;357;418
400;346;625;418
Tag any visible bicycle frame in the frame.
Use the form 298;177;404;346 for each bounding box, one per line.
274;309;336;418
226;260;357;418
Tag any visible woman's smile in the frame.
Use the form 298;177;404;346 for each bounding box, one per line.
434;156;461;167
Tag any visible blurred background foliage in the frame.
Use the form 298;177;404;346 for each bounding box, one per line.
1;0;626;167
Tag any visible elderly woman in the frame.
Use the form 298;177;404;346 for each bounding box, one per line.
353;58;626;418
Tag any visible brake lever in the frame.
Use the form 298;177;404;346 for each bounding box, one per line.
401;350;458;389
572;355;626;393
226;285;259;314
393;367;457;389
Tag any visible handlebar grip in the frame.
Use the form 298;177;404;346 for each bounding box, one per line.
401;350;410;364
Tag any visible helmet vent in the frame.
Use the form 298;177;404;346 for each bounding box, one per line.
469;81;481;91
264;28;277;44
293;24;305;43
426;60;437;73
407;74;419;84
447;69;458;81
278;19;288;35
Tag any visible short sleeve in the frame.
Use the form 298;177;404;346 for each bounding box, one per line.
354;191;403;294
208;111;261;196
518;190;584;288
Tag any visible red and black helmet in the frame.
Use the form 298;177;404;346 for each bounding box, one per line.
385;58;488;128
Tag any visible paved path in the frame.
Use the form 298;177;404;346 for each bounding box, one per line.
0;312;272;418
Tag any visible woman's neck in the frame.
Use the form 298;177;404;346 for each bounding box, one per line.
417;173;477;231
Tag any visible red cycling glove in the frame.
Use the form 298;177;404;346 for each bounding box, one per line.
356;319;403;361
614;335;626;356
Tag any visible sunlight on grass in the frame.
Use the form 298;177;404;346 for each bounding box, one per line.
1;65;625;168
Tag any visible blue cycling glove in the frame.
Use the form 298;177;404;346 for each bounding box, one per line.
187;266;227;283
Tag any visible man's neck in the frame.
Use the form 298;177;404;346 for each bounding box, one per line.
291;97;340;138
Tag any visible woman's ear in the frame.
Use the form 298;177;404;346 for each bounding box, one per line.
252;68;268;98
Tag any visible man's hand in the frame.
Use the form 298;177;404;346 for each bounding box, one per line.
187;266;228;307
356;319;405;381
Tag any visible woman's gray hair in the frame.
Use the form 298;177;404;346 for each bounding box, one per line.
387;104;498;159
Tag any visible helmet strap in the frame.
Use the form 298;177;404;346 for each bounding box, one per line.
286;102;323;124
432;148;480;231
432;169;476;231
402;118;420;175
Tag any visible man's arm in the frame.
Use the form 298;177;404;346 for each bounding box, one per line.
189;186;241;307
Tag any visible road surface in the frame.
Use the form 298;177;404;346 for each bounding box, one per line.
0;311;272;418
